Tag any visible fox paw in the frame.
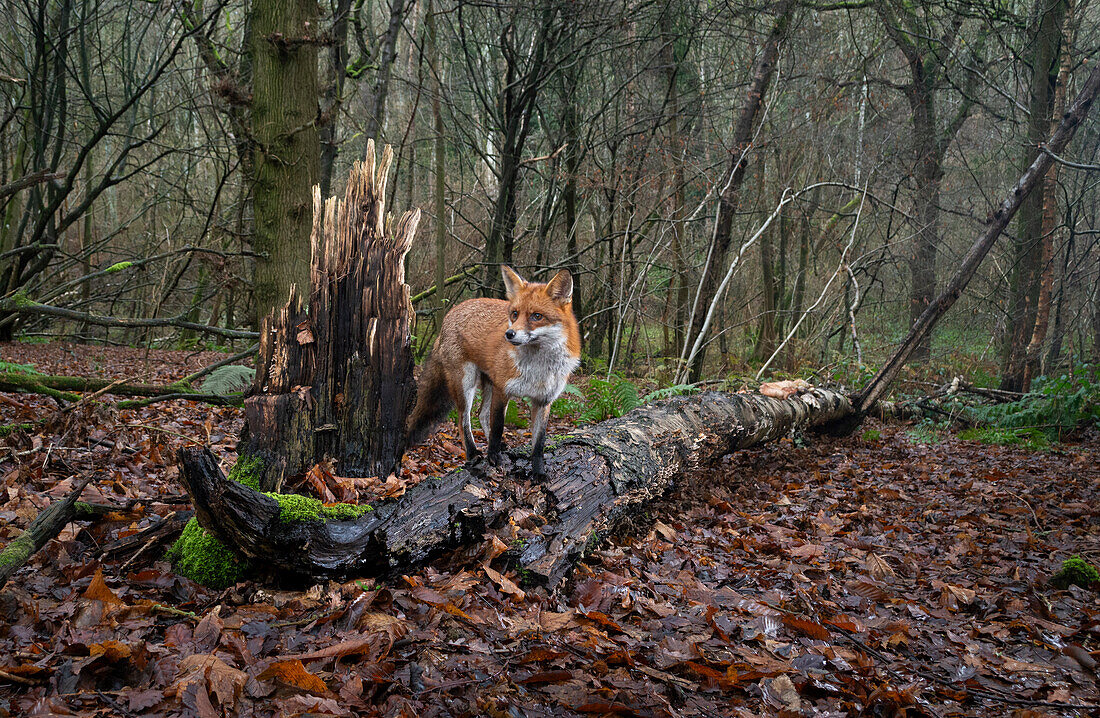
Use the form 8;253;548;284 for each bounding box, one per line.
531;455;546;478
487;451;503;467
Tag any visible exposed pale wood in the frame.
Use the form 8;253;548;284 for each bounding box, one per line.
242;141;420;489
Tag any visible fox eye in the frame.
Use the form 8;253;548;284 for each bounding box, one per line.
511;310;518;321
530;312;543;321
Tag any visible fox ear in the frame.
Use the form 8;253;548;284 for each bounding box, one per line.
546;269;573;304
501;266;527;299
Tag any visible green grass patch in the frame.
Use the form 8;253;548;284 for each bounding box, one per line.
906;424;943;445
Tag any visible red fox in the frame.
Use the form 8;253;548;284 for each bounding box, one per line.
406;266;581;476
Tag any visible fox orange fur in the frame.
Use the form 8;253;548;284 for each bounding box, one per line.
406;267;581;475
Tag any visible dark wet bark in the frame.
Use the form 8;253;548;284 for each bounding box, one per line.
180;388;852;590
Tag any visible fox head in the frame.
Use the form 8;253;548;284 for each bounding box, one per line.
501;266;573;347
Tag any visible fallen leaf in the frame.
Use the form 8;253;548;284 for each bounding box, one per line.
170;654;246;709
483;563;526;601
257;659;328;694
82;568;125;606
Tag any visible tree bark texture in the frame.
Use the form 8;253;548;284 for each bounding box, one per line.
180;388;851;590
1001;0;1068;392
1024;0;1075;387
319;0;353;199
250;0;321;326
242;142;420;490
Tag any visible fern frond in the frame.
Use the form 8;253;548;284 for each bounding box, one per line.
200;365;255;396
0;361;43;375
612;379;639;416
642;384;699;403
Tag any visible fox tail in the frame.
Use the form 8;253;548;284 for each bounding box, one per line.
406;352;453;447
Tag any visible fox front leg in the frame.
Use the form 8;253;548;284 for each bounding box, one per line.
486;389;507;466
529;402;551;477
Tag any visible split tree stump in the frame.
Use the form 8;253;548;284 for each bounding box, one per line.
179;388;853;589
241;141;420;489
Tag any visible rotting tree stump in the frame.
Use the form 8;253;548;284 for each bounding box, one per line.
241;141;420;490
179;388;852;589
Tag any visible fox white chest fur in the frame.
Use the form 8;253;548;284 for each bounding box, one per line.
504;325;581;406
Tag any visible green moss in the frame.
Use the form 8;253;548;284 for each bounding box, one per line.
228;455;264;490
1050;555;1100;590
861;429;882;442
266;492;324;521
0;422;37;438
0;534;35;570
166;518;247;589
104;261;133;274
320;502;373;520
262;492;372;522
9;290;38;309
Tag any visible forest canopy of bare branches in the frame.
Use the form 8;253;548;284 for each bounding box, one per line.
2;0;1099;388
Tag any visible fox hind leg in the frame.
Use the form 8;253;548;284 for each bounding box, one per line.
478;377;493;434
459;363;481;462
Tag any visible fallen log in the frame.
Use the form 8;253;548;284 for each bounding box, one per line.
178;388;851;589
0;474;96;589
0;371;238;402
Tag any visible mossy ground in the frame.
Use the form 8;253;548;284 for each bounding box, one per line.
1050;555;1100;590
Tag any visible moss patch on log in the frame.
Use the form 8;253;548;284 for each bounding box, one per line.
264;492;372;522
0;534;36;575
167;517;247;589
168;457;372;588
227;456;264;490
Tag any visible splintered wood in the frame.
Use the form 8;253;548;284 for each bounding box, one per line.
243;141;420;490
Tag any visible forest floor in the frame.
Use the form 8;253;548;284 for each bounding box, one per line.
0;342;1098;717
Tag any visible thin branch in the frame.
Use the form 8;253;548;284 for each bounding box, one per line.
0;298;258;340
1039;143;1100;171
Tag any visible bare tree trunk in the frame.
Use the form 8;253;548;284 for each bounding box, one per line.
427;0;446;314
319;0;353;198
1002;0;1068;391
358;0;412;147
686;3;791;381
250;0;321;326
1024;0;1075;386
